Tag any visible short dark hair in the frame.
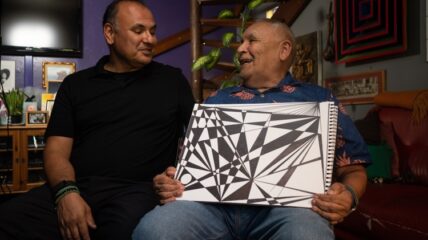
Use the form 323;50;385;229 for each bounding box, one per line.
1;69;10;80
102;0;146;26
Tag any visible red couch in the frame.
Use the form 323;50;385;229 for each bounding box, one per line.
335;106;428;240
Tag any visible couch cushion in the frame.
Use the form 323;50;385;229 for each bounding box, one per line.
336;183;428;239
408;149;428;185
378;107;428;178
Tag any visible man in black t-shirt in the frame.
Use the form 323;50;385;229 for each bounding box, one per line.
0;1;194;239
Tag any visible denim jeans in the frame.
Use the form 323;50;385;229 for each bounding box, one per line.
132;200;334;240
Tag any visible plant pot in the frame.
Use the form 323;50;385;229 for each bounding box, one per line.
10;115;23;124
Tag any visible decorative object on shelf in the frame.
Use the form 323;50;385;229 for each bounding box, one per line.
0;98;8;125
3;88;25;124
334;0;407;64
42;61;76;89
41;93;55;111
1;60;16;93
23;101;38;118
323;1;335;62
45;100;55;116
325;70;386;105
291;31;323;86
26;111;49;126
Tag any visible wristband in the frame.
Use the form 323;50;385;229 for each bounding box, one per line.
344;184;358;212
51;180;80;205
54;186;80;205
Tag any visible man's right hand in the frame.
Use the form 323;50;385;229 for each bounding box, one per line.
153;166;184;204
56;192;97;240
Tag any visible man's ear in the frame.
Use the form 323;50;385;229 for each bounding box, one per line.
104;23;115;45
279;40;292;61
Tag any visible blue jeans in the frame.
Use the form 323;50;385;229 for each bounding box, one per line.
132;200;334;240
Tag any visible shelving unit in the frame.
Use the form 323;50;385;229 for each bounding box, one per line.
0;125;46;194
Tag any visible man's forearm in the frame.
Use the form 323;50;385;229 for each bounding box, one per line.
43;136;75;187
336;164;367;199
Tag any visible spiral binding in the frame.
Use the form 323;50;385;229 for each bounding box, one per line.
325;102;338;190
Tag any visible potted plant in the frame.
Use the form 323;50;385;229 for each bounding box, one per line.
2;89;25;124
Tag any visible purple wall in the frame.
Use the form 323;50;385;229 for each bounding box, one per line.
1;0;227;92
1;0;192;90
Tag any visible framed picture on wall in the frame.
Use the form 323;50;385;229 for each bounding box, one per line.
42;62;76;88
290;31;323;86
325;70;386;105
1;60;16;92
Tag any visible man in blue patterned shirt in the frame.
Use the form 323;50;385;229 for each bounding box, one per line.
133;19;370;240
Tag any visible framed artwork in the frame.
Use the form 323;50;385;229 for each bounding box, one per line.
334;0;407;63
325;70;386;105
1;60;16;92
42;62;76;88
291;31;323;86
26;111;49;126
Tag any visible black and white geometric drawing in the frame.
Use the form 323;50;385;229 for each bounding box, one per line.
175;102;337;208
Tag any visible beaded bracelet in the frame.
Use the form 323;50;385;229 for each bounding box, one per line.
51;180;80;206
54;185;80;205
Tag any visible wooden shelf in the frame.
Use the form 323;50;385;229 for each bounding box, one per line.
0;126;46;193
203;39;240;49
201;18;253;27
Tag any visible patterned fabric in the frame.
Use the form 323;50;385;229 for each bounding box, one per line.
205;72;371;168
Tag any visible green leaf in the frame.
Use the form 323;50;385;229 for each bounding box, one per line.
3;89;25;116
192;55;213;71
248;0;264;11
233;51;241;71
220;75;242;89
206;48;222;70
217;9;234;19
222;33;234;48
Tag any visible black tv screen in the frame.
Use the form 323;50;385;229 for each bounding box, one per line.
1;0;82;58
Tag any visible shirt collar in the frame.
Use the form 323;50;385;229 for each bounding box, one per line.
94;55;153;78
231;72;301;94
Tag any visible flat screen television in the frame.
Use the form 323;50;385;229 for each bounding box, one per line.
1;0;83;58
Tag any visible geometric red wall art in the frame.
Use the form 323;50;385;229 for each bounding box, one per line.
334;0;407;64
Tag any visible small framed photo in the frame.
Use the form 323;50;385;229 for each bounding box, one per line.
26;111;49;126
42;61;76;88
325;70;386;105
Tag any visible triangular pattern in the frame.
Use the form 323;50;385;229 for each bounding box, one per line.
175;102;337;208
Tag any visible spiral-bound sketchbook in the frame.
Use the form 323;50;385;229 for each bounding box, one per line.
175;102;338;208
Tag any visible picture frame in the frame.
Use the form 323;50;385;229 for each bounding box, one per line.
23;102;38;114
325;70;386;105
1;60;16;92
42;62;76;88
45;100;55;116
334;0;407;64
290;31;323;86
26;111;49;126
41;93;55;111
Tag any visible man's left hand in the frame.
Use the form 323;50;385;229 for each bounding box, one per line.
311;182;354;225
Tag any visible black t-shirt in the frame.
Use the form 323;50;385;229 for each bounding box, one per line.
45;56;195;182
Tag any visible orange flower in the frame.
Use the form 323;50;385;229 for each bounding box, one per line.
232;91;254;100
281;85;296;93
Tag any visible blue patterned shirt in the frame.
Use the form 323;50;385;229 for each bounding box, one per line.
205;73;371;168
